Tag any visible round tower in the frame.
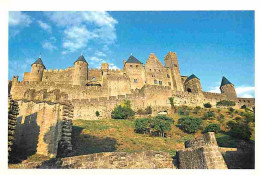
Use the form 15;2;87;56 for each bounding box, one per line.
30;56;45;82
184;74;202;94
220;76;237;100
73;54;88;86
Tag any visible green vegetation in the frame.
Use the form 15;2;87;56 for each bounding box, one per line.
177;105;190;115
136;106;152;115
111;100;135;119
227;120;252;140
203;111;216;120
203;102;212;108
168;97;174;107
134;115;174;137
203;123;220;133
216;100;236;107
95;111;100;117
177;116;202;133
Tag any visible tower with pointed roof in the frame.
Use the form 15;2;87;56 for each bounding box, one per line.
220;76;237;100
124;54;145;89
73;54;88;86
164;51;184;92
184;74;202;93
30;56;46;82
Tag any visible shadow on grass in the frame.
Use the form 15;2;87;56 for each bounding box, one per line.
69;126;117;157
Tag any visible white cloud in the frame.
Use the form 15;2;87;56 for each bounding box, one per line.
9;11;32;27
95;51;106;57
109;63;119;69
42;37;57;51
62;25;98;53
38;20;51;32
208;85;255;98
44;11;117;54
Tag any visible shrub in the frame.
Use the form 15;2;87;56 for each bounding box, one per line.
168;97;174;107
203;111;216;120
219;114;225;120
145;106;152;115
134;118;152;134
204;103;212;108
193;106;201;114
111;104;135;119
178;117;202;133
95;111;100;117
216;100;236;107
229;107;235;113
241;105;247;109
227;121;252;140
155;115;174;124
203;123;221;133
178;106;190;116
134;115;173;137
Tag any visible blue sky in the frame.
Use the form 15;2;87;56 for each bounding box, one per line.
8;11;255;98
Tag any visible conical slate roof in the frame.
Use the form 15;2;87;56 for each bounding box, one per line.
185;74;200;83
126;54;142;64
220;76;232;87
74;54;87;64
32;58;46;69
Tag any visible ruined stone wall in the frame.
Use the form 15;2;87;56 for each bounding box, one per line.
39;151;175;169
176;132;227;169
13;101;72;157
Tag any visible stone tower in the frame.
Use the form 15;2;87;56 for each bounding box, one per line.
30;57;45;82
220;76;237;100
164;51;184;92
73;54;88;86
184;74;202;93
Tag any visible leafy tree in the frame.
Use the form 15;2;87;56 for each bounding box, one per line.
177;117;202;133
204;102;212;108
151;118;172;137
203;123;221;133
95;111;100;117
155;115;174;124
134;118;152;134
168;97;174;107
111;103;135;119
227;120;252;140
229;107;235;113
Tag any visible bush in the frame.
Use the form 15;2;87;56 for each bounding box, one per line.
111;104;135;119
204;103;212;108
135;118;152;134
134;115;174;137
241;105;247;109
216;100;236;107
203;124;221;133
193;106;201;114
95;111;100;117
178;106;190;115
227;121;252;140
145;106;152;114
203;111;216;120
178;117;202;133
229;107;235;113
136;106;152;115
168;97;174;107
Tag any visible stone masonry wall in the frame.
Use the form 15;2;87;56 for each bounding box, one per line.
176;132;228;169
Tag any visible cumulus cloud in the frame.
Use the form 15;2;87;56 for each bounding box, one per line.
87;56;119;70
95;51;106;57
42;37;57;51
44;11;117;54
38;20;52;32
208;85;255;98
9;11;32;27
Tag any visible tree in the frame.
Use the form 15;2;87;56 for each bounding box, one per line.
178;117;202;133
111;102;135;119
203;111;216;120
95;111;100;117
134;118;152;134
227;120;252;140
203;124;221;133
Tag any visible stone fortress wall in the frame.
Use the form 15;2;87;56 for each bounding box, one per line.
9;51;255;120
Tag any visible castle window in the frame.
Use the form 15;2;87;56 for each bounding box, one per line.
174;64;178;67
136;65;138;68
92;77;95;80
134;79;137;83
154;80;158;84
187;88;192;93
159;81;162;85
167;74;170;78
130;65;133;67
152;75;155;77
168;82;171;86
150;69;151;71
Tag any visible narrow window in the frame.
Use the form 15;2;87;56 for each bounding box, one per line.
134;79;137;83
136;65;138;68
168;82;171;86
130;65;133;67
159;81;162;85
92;77;95;80
167;74;170;78
154;80;157;84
